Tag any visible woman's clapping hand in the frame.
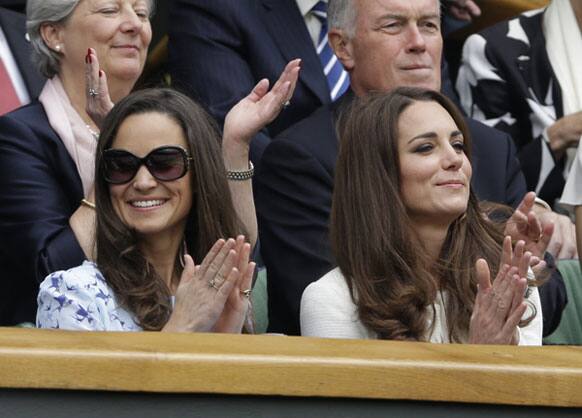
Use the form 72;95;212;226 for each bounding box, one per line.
163;237;254;333
469;237;531;345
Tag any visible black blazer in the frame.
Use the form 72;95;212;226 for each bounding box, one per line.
255;92;565;336
0;102;85;325
0;7;45;100
168;0;330;162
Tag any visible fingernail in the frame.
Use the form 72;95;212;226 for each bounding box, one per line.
99;70;103;78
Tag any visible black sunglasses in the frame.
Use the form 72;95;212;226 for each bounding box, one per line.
103;146;192;184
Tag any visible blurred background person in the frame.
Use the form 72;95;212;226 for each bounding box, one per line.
456;0;582;216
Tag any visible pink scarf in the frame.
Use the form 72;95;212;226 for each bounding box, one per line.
38;76;97;196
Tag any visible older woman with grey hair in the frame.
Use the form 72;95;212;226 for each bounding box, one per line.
0;0;299;326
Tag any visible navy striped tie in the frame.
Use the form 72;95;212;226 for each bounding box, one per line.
312;1;349;101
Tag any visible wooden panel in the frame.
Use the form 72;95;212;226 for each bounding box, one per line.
1;328;581;407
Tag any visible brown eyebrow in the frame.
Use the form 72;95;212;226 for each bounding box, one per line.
408;132;437;144
408;130;463;144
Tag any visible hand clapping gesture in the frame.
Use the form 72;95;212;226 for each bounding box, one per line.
469;237;533;345
504;192;553;261
163;238;254;333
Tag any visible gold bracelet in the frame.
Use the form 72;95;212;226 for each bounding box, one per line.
81;198;96;209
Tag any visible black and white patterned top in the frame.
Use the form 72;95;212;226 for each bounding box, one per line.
456;8;567;206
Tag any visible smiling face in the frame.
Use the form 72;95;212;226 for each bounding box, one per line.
108;112;193;241
397;100;472;225
56;0;152;82
340;0;442;95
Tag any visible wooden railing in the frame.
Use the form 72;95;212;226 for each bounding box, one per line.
0;328;581;408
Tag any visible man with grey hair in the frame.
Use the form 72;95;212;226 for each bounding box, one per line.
255;0;570;336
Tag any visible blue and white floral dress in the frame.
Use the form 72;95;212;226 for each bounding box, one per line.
37;261;141;331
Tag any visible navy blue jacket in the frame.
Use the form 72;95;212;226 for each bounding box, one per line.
0;102;85;325
168;0;331;163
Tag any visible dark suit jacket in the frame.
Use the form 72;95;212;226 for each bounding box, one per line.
168;0;330;162
255;92;566;336
0;7;45;100
0;103;85;325
0;1;25;13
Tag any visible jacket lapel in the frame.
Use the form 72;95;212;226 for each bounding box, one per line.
261;0;330;104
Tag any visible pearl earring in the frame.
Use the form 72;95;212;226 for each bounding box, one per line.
55;44;62;52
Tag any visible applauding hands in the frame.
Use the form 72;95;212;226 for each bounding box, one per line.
469;237;535;345
163;237;255;334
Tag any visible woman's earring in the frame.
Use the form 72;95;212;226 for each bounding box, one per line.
55;44;62;52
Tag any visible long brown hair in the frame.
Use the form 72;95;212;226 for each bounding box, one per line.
331;87;505;342
94;88;244;330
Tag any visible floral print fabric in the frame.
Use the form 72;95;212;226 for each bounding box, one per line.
37;261;141;331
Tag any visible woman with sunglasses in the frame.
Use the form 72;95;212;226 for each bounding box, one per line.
36;83;297;332
0;0;299;326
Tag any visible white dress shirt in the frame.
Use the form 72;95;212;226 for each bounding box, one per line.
296;0;325;47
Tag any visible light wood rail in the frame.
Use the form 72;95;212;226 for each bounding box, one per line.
0;328;581;407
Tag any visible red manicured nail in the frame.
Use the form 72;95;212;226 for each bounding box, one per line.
99;70;103;78
86;49;92;64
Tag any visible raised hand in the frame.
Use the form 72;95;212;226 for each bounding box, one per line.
163;239;241;333
446;0;481;21
469;237;530;345
85;47;114;129
213;235;256;333
504;192;553;259
222;59;301;148
547;111;582;157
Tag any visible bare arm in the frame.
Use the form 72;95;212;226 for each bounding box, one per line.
222;59;300;247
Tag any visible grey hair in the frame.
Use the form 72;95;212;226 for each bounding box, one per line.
26;0;81;78
328;0;442;39
328;0;358;38
26;0;156;78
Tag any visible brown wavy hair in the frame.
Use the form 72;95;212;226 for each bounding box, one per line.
94;88;244;330
331;87;507;342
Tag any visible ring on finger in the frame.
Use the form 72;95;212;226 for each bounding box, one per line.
88;88;99;97
240;289;252;298
282;100;291;108
208;278;219;290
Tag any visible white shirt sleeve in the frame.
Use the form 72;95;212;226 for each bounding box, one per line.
517;286;543;346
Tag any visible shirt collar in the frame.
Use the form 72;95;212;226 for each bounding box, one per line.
296;0;324;17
